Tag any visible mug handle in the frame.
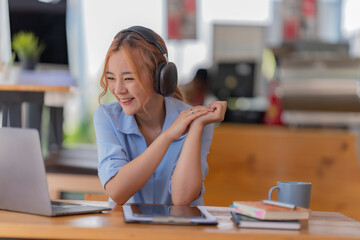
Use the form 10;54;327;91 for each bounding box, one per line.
268;186;279;200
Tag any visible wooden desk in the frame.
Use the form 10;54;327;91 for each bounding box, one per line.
0;84;70;92
0;201;359;240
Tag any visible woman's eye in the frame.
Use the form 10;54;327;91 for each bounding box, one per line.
107;77;115;81
125;77;134;81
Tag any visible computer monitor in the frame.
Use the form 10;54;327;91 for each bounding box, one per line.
210;62;256;101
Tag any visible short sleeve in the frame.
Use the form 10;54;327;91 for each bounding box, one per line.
94;106;129;189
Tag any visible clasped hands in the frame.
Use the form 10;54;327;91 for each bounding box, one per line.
166;101;227;141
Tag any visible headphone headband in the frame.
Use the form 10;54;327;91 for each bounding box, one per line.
120;26;167;57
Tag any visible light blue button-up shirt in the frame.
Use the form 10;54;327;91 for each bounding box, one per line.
94;96;214;205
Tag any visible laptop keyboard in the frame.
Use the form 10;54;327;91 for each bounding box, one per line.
49;200;111;215
51;201;80;212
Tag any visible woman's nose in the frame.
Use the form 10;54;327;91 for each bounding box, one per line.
114;80;127;95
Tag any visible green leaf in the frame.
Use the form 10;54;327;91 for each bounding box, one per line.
11;31;46;60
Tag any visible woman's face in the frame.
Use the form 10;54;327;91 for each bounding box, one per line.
106;50;157;116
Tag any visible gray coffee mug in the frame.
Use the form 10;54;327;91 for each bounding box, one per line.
268;181;312;208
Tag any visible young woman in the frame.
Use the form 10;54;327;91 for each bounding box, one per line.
94;26;226;206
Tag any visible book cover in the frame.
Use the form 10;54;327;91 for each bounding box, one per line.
231;211;301;230
232;201;311;220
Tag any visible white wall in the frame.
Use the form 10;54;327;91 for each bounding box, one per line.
81;0;271;86
342;0;360;38
82;0;164;80
64;0;271;140
0;0;12;65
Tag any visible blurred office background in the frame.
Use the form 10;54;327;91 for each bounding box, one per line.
2;0;360;139
1;0;360;168
2;0;360;217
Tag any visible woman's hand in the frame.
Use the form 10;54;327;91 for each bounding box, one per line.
164;106;214;141
191;101;227;128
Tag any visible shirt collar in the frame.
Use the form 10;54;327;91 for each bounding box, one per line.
116;96;181;136
116;107;141;135
162;96;181;132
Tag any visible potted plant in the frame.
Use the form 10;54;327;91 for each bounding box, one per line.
11;31;45;70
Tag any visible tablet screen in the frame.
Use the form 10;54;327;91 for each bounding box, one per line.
123;204;218;225
131;204;205;218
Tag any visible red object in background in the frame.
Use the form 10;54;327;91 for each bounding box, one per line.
302;0;316;17
283;18;299;42
184;0;196;11
168;16;182;39
263;81;283;125
167;0;196;39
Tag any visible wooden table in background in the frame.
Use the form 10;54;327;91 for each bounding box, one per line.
0;84;70;92
0;201;359;240
204;123;360;221
0;84;70;150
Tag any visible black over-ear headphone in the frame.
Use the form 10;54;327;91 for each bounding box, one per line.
119;26;178;96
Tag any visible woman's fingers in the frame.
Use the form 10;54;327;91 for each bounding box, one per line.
168;108;211;140
187;106;214;115
191;101;227;125
210;101;227;121
169;102;227;139
185;108;210;122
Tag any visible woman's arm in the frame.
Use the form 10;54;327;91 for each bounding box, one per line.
105;131;173;204
171;101;227;205
170;122;204;205
103;108;211;204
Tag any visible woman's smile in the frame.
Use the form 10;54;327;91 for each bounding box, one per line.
120;97;135;105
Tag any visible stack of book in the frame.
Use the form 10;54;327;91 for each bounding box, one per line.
230;200;311;230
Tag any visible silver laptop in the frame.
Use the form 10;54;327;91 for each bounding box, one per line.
0;127;112;216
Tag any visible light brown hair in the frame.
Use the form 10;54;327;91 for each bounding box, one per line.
98;28;183;106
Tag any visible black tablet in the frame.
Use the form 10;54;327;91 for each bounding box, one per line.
122;203;218;225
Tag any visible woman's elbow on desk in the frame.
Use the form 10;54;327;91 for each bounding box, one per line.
104;181;132;205
107;193;128;205
172;197;193;206
171;189;201;206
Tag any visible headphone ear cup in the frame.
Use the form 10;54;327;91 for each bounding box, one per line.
155;62;178;96
154;62;166;95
